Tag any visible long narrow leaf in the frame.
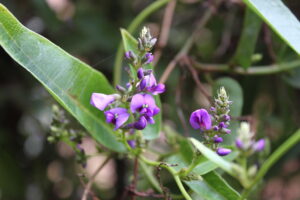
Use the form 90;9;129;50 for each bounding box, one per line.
0;4;125;152
243;0;300;55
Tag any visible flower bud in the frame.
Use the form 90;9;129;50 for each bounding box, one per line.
213;135;223;143
216;148;231;156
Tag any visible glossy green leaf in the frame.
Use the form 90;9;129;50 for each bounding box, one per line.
0;4;125;152
185;180;225;200
202;171;240;200
243;0;300;55
232;7;262;69
120;28;161;139
189;138;239;177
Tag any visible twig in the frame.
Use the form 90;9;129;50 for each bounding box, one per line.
175;72;190;136
130;156;140;200
214;5;237;58
263;24;277;63
81;156;111;200
191;59;300;75
153;0;177;66
181;56;212;104
159;0;222;84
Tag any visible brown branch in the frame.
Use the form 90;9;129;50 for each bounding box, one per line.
175;72;190;136
263;24;277;63
181;56;213;104
81;156;111;200
130;156;140;200
159;0;223;84
154;0;177;66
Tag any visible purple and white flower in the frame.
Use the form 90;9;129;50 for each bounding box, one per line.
104;108;130;130
137;68;165;95
130;94;160;125
189;109;212;130
90;93;117;111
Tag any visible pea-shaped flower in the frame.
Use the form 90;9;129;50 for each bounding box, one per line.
104;108;130;130
130;94;160;124
189;109;212;130
137;68;165;95
90;93;118;111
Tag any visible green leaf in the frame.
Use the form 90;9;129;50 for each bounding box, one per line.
202;171;240;200
185;180;225;200
192;152;238;175
120;28;161;139
242;0;300;55
0;4;125;152
189;138;240;177
231;7;262;69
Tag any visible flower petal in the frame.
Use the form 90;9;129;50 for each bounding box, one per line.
90;93;115;111
115;113;130;130
130;94;145;113
216;148;231;156
134;116;147;130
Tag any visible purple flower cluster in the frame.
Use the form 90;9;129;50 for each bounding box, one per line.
90;27;165;137
235;122;265;153
189;108;231;156
188;87;235;156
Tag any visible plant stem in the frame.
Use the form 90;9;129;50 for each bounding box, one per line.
192;59;300;75
81;156;111;200
140;156;193;200
239;129;300;200
113;0;172;86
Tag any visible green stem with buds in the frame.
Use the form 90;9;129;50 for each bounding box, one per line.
113;0;172;86
239;129;300;200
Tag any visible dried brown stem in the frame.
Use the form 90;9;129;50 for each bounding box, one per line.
130;156;140;200
81;156;111;200
154;0;177;66
159;0;222;84
182;56;212;104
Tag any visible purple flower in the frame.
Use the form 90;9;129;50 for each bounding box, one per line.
90;93;116;111
130;94;160;124
127;140;136;148
216;148;231;156
219;122;228;129
213;125;219;131
235;139;244;149
137;68;144;80
223;114;230;121
143;52;154;64
189;109;212;130
104;108;130;130
213;135;223;143
253;139;265;152
137;69;165;95
134;116;148;130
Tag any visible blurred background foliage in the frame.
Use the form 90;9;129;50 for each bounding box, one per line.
0;0;300;199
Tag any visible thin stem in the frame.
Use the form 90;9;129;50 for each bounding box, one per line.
131;156;139;200
192;59;300;75
81;156;111;200
239;129;300;200
153;0;177;66
159;0;222;84
113;0;172;86
140;156;193;200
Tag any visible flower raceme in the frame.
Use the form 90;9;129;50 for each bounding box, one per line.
90;27;164;133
